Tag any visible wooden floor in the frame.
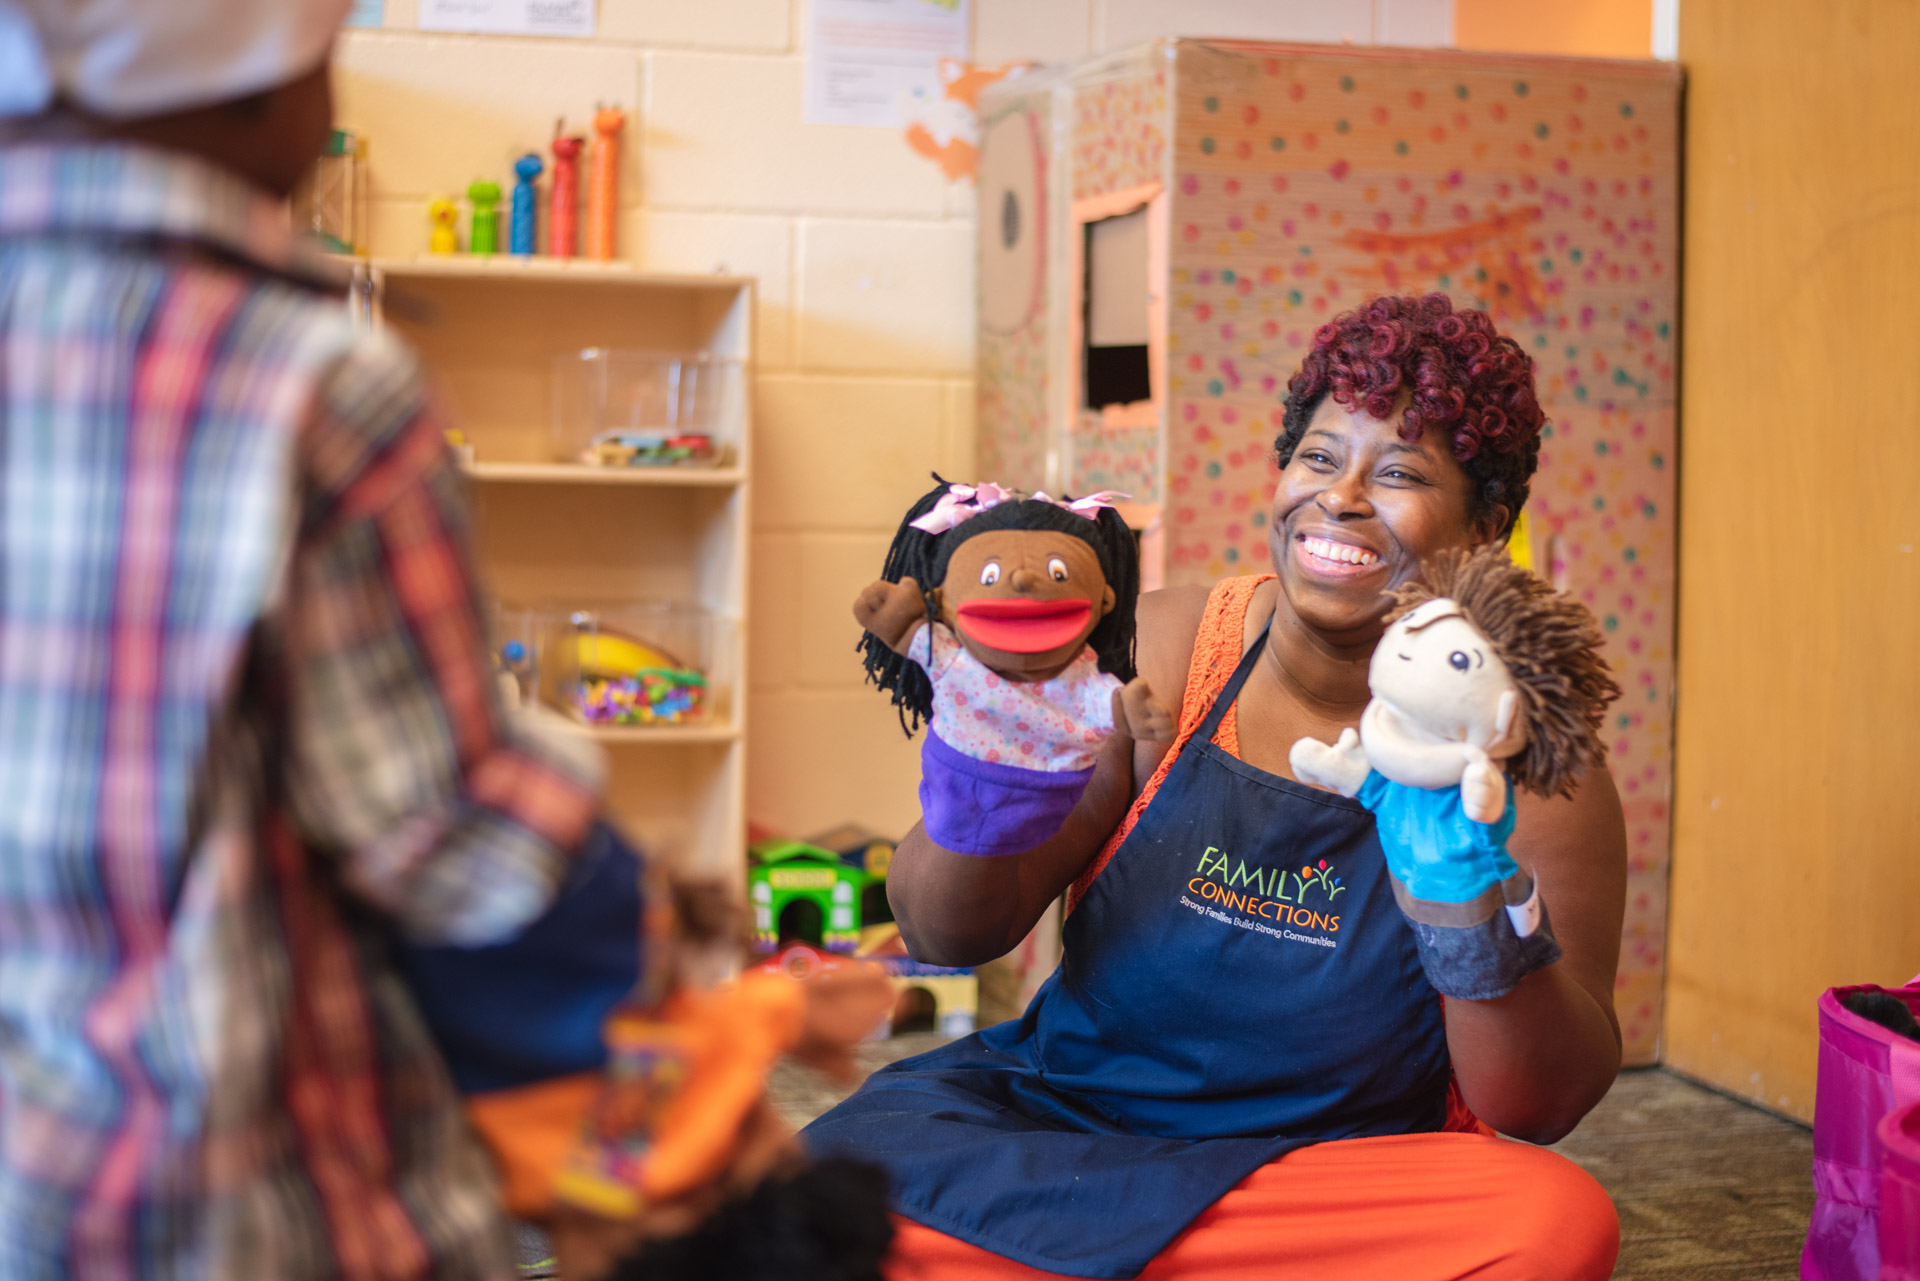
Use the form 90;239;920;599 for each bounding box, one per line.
1549;1068;1814;1280
767;1046;1817;1281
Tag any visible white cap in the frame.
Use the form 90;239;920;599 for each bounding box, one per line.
0;0;350;121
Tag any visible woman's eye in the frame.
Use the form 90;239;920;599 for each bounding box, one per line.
1383;468;1423;483
1047;557;1069;582
1448;651;1471;672
980;562;1001;586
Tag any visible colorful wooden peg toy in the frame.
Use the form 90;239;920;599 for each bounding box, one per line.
509;153;542;256
587;105;625;261
427;197;458;255
550;127;584;259
467;179;501;255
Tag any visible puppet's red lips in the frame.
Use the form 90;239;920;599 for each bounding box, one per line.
955;598;1094;653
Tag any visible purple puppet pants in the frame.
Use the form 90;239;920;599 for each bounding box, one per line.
919;731;1095;857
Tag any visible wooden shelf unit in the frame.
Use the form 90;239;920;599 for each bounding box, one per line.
364;259;752;878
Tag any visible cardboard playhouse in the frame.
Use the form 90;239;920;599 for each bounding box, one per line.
975;40;1678;1062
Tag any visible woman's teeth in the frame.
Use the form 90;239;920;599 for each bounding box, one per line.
1301;535;1381;566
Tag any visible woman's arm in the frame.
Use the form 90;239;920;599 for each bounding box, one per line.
887;586;1208;968
1443;765;1629;1143
887;731;1136;967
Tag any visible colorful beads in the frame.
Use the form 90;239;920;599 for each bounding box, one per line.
576;668;708;726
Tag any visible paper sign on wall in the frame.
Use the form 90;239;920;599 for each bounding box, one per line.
419;0;594;38
806;0;971;128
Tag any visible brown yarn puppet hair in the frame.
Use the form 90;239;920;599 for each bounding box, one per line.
1384;544;1623;799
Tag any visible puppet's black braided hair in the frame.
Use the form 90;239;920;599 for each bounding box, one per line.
858;475;1141;737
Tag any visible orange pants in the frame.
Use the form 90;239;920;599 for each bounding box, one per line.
885;1132;1619;1281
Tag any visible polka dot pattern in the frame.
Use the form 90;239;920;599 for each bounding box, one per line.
1073;65;1169;200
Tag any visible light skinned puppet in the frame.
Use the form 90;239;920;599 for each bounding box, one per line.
855;480;1175;859
1290;544;1620;1000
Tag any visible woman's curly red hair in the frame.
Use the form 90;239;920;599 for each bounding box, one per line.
1275;294;1544;535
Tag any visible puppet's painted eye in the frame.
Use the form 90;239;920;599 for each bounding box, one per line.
1047;557;1069;582
980;562;1002;586
1448;651;1471;672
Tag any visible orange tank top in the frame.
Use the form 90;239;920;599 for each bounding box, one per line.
1068;574;1270;913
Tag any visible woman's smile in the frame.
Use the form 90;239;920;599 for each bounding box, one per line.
1293;532;1387;579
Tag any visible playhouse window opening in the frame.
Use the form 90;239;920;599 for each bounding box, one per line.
1083;206;1152;411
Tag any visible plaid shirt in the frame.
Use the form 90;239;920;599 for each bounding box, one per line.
0;144;605;1279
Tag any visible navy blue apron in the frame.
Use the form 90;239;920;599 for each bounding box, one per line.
803;619;1453;1279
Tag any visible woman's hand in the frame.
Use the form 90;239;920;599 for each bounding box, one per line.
1442;766;1627;1143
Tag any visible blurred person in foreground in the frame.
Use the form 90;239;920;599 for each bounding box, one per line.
0;3;633;1276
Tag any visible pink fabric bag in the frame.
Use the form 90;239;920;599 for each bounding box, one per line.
1881;1101;1920;1280
1803;975;1920;1281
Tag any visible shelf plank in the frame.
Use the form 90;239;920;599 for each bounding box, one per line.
370;256;752;291
464;462;744;487
585;722;741;745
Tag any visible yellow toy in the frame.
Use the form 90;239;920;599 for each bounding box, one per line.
427;197;458;255
576;630;680;679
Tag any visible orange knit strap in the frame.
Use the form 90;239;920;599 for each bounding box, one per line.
1067;575;1272;914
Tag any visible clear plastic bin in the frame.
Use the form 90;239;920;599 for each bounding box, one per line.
551;349;742;468
548;602;722;728
485;602;547;711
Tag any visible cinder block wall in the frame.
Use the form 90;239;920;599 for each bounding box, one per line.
333;0;1452;841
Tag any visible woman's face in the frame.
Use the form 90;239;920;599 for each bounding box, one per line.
1268;394;1499;642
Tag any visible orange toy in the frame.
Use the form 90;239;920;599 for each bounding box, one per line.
587;105;625;261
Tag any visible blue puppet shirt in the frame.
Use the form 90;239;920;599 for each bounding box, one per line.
1355;770;1519;904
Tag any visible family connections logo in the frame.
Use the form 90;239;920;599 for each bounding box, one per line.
1180;845;1346;949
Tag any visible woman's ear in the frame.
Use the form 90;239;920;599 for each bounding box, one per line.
1101;583;1117;617
1475;504;1513;548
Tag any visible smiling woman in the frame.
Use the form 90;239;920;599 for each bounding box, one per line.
812;296;1627;1281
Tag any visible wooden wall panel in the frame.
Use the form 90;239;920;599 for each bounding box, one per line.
1666;0;1920;1121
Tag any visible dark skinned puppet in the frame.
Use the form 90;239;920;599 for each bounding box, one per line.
855;479;1173;856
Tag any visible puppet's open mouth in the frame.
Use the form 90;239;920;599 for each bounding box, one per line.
955;598;1094;653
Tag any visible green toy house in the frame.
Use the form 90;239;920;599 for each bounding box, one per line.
747;837;890;954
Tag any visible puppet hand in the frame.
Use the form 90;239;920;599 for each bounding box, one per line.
851;576;927;655
1460;746;1507;824
1289;728;1369;796
1114;677;1177;744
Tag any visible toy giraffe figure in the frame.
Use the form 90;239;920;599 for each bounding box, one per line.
587;105;625;261
549;126;584;259
427;197;459;255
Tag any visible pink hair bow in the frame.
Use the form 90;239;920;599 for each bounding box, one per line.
909;483;1130;535
1033;490;1130;520
910;482;1017;534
